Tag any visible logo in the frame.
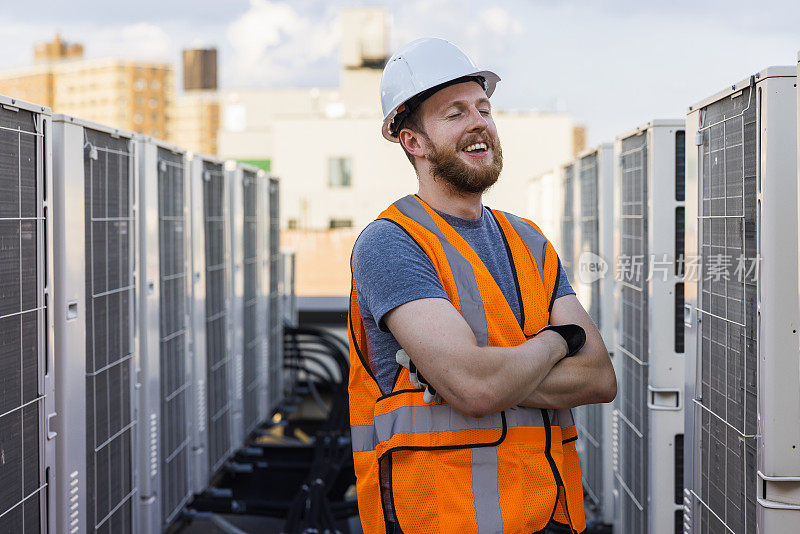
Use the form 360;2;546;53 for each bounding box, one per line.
577;251;608;284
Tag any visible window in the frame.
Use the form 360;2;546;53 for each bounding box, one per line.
287;219;298;230
329;218;353;229
134;78;146;91
151;79;161;90
328;157;351;187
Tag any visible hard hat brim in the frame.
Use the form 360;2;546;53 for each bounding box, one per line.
382;69;500;143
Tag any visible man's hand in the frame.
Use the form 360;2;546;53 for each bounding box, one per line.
384;297;568;418
520;294;617;410
395;348;442;404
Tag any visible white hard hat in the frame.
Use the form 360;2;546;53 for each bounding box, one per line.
379;38;500;142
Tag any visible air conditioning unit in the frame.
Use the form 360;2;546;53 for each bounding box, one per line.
0;96;55;533
52;115;138;533
527;167;562;249
560;161;577;281
226;161;245;445
227;162;269;439
684;66;800;533
281;250;297;328
572;143;615;526
613;120;685;534
267;177;283;411
134;136;193;532
188;154;234;491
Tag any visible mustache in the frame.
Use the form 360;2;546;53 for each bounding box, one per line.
458;134;493;150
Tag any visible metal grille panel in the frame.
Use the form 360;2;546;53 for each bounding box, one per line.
84;129;135;533
268;178;281;407
574;151;604;510
693;86;757;534
203;161;231;471
579;153;601;324
0;105;44;532
242;170;262;432
616;131;649;534
675;131;686;202
561;164;575;278
157;148;191;524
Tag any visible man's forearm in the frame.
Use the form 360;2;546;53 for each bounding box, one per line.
463;330;569;414
519;349;615;410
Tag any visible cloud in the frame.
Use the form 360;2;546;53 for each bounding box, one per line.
225;0;340;86
90;23;173;61
390;0;526;68
481;6;524;38
0;21;59;68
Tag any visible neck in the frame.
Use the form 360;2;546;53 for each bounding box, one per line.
416;170;483;220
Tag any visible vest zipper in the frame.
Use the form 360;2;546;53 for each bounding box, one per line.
540;409;578;534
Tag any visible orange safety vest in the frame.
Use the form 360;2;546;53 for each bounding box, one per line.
348;195;585;534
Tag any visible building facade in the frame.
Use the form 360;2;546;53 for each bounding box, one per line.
0;35;173;138
168;90;220;155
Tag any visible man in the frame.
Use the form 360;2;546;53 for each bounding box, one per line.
348;38;616;534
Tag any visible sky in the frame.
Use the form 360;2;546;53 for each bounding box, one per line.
2;0;798;145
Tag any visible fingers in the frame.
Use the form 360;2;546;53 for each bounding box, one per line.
396;349;442;404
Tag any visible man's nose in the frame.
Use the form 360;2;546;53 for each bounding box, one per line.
466;107;489;132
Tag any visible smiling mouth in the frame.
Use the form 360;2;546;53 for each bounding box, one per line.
462;142;488;154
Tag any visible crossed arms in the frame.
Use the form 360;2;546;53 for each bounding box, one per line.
383;294;617;418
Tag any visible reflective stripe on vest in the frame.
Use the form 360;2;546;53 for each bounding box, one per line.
351;404;547;453
500;211;548;277
394;195;490;346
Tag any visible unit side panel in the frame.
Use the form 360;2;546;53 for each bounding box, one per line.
52;120;89;534
683;109;701;534
268;178;282;409
227;168;244;445
756;76;800;474
135;140;162;534
560;164;576;281
188;159;209;492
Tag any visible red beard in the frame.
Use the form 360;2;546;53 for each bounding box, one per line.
424;134;504;195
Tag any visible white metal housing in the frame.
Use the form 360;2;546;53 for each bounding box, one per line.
134;136;193;532
572;143;616;525
559;161;577;282
281;250;297;328
188;153;234;491
52;114;138;533
0;96;54;533
258;172;272;417
684;66;800;533
267;177;283;410
527;167;562;248
226;161;245;445
613;120;685;534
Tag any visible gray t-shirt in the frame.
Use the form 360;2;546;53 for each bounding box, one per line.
352;205;574;394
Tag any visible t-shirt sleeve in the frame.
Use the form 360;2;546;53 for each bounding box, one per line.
554;257;575;299
352;219;449;332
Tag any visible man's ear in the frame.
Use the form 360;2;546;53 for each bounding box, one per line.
399;129;425;159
